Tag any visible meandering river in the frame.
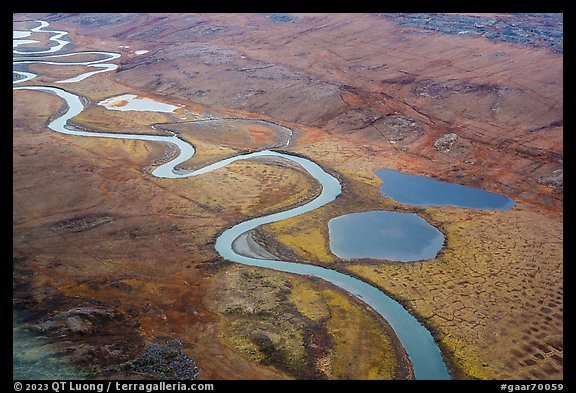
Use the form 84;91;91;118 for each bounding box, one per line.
13;20;451;379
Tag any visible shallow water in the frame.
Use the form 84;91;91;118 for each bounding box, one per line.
13;31;31;38
13;311;87;380
13;39;38;48
13;20;69;55
98;94;179;113
328;211;445;261
376;168;515;210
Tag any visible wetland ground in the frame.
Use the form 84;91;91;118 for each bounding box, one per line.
13;13;562;381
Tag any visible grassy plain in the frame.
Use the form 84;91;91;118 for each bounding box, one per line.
14;12;563;380
256;139;563;379
205;264;411;379
13;85;407;379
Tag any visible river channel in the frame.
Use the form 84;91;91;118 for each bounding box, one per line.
13;19;452;379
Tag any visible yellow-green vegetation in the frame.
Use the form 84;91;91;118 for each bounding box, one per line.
254;138;563;380
346;204;562;380
258;137;418;264
13;12;563;382
260;153;400;264
261;184;563;379
264;211;335;263
292;139;390;188
207;264;411;379
290;281;408;379
160;159;321;220
16;83;562;379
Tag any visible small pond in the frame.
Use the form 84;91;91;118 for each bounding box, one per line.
328;211;444;262
376;168;515;210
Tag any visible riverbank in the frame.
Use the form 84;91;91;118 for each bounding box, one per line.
14;63;449;378
253;146;563;379
14;14;562;380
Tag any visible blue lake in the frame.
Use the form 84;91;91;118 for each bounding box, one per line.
328;211;445;262
376;168;515;210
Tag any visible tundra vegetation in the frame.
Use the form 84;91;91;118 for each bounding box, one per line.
14;13;562;380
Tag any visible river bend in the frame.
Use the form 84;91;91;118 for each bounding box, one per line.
13;19;451;380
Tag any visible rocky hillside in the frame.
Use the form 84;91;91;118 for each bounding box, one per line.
27;13;563;210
